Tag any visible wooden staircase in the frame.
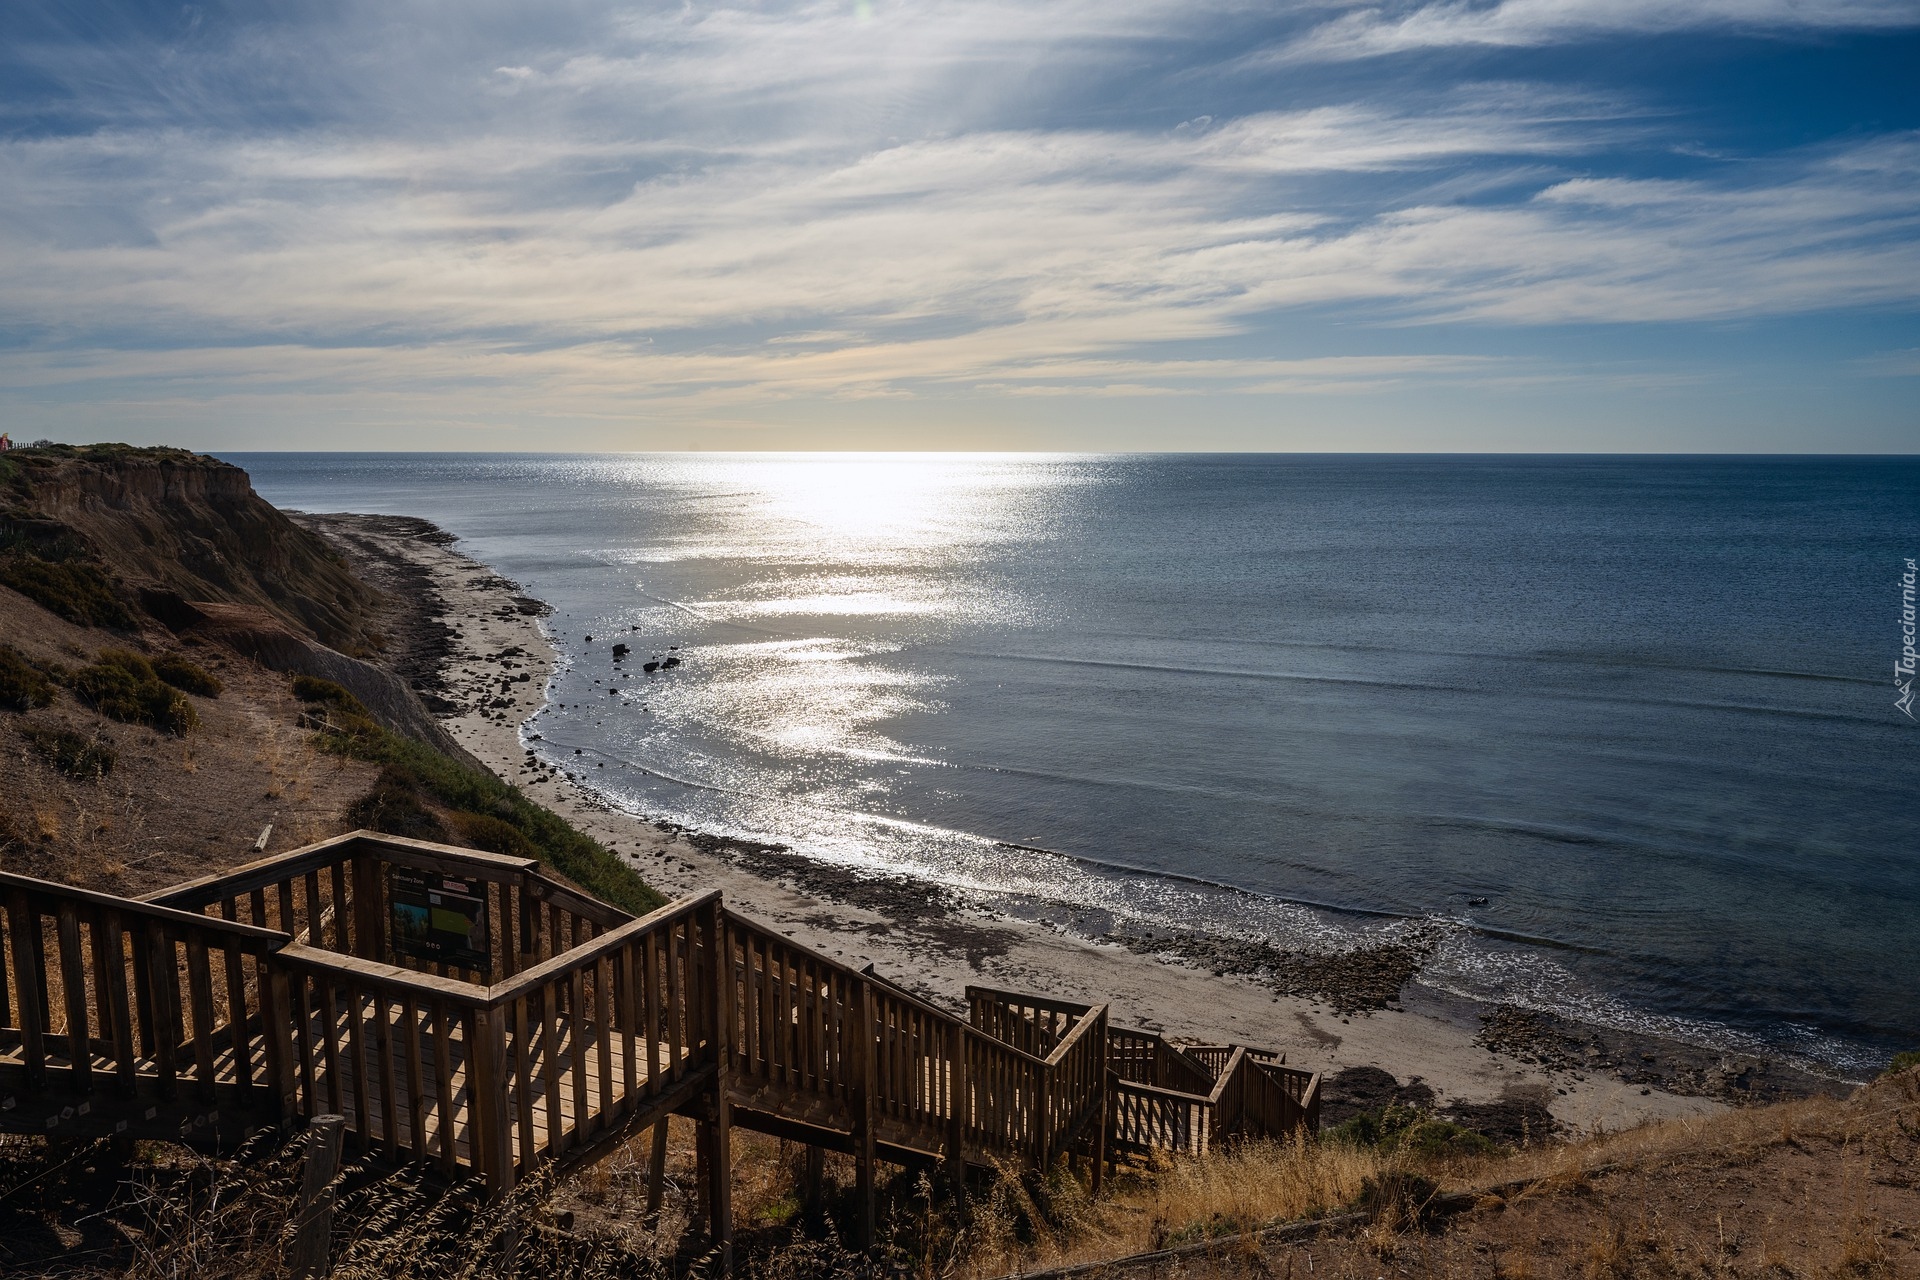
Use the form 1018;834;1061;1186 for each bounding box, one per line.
0;832;1320;1263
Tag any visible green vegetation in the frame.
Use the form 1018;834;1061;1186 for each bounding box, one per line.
69;649;198;735
1327;1103;1501;1159
21;722;117;780
294;677;663;915
1888;1050;1920;1076
451;810;539;859
0;554;134;628
153;652;223;698
0;644;56;712
346;765;450;842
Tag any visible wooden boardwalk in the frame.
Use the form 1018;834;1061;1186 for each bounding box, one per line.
0;832;1320;1262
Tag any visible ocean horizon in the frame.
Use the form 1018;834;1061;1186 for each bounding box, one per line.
231;451;1920;1078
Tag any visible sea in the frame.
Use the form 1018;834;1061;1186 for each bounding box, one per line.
229;452;1920;1077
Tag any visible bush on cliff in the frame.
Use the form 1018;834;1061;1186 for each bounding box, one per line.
0;644;56;712
1328;1102;1500;1159
295;677;663;915
69;649;197;735
154;651;222;697
21;722;117;780
346;764;450;842
0;554;134;629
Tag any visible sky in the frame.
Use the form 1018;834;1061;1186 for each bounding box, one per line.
2;0;1918;452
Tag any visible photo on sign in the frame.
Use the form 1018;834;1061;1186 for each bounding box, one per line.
388;867;491;972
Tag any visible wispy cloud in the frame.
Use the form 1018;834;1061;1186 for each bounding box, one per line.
1280;0;1920;62
0;0;1915;444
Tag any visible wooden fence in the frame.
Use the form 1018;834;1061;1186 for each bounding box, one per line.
1;830;1321;1263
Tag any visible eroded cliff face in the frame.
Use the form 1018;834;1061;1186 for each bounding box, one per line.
3;446;383;654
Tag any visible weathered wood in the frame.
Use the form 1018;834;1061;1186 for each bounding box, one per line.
853;977;876;1248
646;1118;669;1215
56;903;90;1095
289;1114;344;1280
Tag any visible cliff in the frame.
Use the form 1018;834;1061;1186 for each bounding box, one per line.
1;444;382;653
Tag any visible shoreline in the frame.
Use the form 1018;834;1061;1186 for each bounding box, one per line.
304;511;1847;1138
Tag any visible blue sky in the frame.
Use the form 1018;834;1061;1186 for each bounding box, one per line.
2;0;1917;450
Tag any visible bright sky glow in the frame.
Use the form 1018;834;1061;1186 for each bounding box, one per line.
2;1;1917;450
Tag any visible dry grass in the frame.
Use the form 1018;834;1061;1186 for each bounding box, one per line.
1;1072;1914;1278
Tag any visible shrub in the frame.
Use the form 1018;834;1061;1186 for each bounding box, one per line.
69;649;197;735
300;678;663;915
1328;1103;1500;1159
0;554;133;628
1887;1050;1920;1076
20;722;116;780
154;652;222;698
451;811;539;859
0;644;55;712
347;766;449;842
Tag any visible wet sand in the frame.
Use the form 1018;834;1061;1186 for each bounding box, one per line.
304;512;1762;1137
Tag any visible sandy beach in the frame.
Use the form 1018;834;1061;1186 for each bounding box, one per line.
306;512;1743;1140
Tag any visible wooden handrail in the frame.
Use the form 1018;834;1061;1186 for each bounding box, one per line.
277;943;492;1004
487;890;717;1008
965;984;1098;1018
0;870;291;946
146;830;536;908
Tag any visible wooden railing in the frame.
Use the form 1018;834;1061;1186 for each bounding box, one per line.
1110;1039;1322;1157
147;831;630;984
269;891;723;1194
0;869;295;1143
1;829;1318;1242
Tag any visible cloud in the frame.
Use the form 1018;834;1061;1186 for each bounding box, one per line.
1281;0;1920;61
0;0;1915;441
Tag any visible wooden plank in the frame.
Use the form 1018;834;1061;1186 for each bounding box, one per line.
0;905;12;1031
315;975;343;1116
185;934;218;1101
6;893;46;1090
260;964;296;1126
497;882;517;980
218;900;251;1093
97;914;136;1095
540;982;564;1155
329;861;351;952
402;995;428;1159
642;932;662;1094
617;944;638;1102
853;977;876;1247
303;871;324;946
512;995;535;1171
289;969;316;1111
145;925;178;1096
431;998;458;1177
474;1006;515;1197
56;903;91;1094
376;990;401;1160
665;922;683;1081
344;982;373;1153
569;965;590;1139
278;880;298;939
595;956;614;1121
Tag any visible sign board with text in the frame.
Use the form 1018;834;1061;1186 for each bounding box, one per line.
388;867;491;972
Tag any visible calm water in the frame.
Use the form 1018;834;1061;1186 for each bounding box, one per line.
231;453;1920;1075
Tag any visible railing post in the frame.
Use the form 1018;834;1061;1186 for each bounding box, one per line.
852;976;877;1249
947;1020;967;1203
1091;1013;1108;1195
703;899;733;1268
473;1005;515;1198
261;960;299;1126
289;1114;344;1280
